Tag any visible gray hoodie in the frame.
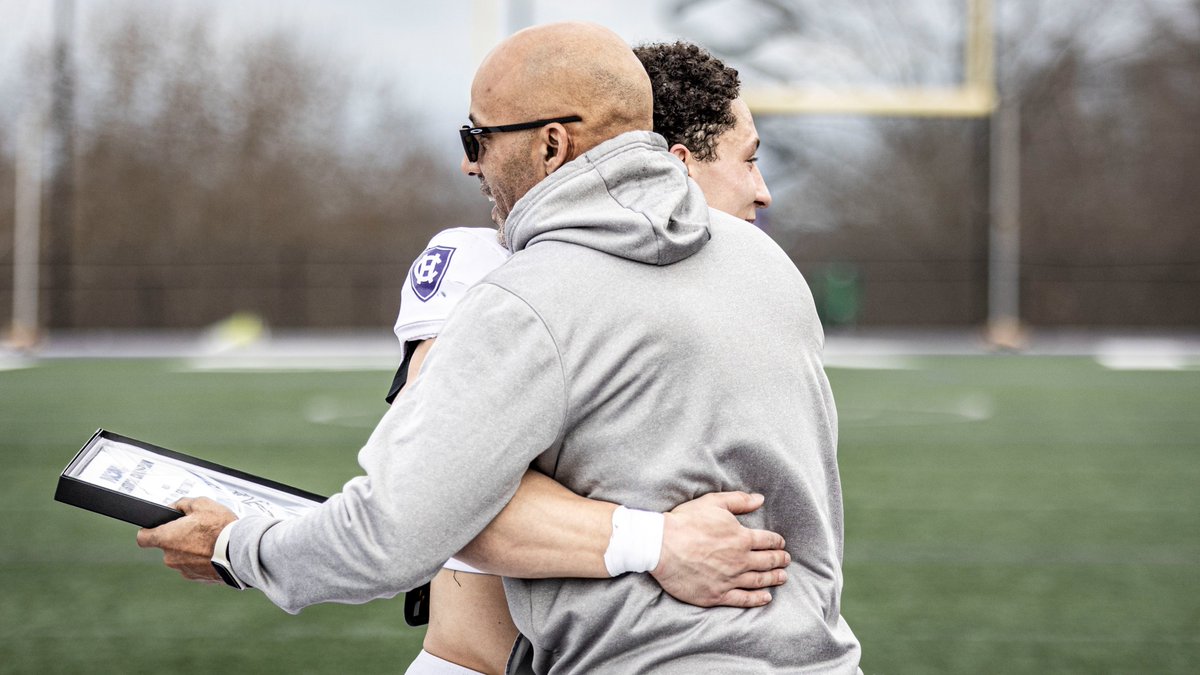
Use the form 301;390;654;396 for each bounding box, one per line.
229;131;861;673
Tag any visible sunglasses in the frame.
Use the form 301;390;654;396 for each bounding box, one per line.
459;115;582;163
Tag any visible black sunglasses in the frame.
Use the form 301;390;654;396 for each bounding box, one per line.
459;115;582;163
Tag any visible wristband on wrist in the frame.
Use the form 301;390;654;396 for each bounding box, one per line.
603;506;664;576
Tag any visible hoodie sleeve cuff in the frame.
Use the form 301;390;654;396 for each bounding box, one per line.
211;520;249;590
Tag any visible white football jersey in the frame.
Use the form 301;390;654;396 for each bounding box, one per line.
392;228;509;577
394;227;511;360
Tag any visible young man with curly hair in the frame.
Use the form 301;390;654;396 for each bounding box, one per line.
635;40;772;222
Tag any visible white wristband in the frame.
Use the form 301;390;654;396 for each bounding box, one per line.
603;506;664;577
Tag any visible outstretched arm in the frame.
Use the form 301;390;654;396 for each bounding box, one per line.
457;468;791;607
138;329;789;609
407;338;790;607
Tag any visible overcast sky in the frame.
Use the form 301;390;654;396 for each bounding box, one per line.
0;0;695;160
5;0;1197;110
3;0;1196;164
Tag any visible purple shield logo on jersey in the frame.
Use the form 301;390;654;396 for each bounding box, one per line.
409;245;456;302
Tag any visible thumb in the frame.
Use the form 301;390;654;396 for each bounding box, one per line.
706;491;765;515
136;526;158;549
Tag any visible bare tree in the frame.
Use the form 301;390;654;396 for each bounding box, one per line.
1015;0;1200;325
666;0;1200;327
1;2;484;331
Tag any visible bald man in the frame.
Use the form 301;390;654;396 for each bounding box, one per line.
397;42;785;674
140;23;860;673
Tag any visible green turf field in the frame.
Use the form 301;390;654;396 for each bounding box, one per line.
1;355;1197;673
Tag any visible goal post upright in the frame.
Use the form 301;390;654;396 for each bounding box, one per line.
740;0;1020;346
741;0;996;117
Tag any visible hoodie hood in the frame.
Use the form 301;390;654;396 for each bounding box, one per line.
503;130;711;266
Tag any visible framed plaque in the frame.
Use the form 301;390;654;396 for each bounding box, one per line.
55;429;326;528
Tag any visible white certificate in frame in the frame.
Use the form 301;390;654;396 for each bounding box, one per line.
56;429;326;528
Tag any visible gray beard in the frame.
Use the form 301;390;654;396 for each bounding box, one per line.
495;217;508;250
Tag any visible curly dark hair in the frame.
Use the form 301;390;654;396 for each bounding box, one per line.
634;41;741;161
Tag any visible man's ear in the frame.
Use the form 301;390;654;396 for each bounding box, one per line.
541;124;573;175
669;143;696;177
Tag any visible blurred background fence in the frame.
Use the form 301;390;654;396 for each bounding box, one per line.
0;0;1197;336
